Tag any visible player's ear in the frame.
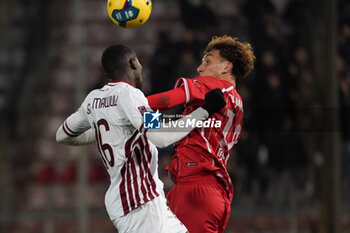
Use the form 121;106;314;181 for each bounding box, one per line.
223;61;233;74
129;58;137;70
104;72;111;80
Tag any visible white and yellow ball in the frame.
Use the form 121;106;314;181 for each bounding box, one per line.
107;0;152;28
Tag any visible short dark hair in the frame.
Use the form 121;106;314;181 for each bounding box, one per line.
101;45;134;79
205;35;255;80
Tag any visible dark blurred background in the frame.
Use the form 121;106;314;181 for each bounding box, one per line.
0;0;349;232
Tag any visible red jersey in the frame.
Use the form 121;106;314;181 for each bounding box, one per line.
148;76;243;199
173;76;243;197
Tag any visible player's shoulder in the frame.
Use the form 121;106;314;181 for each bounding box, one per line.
192;76;217;82
193;76;234;89
175;76;217;87
83;81;139;101
175;76;235;94
117;81;144;98
84;88;101;103
103;81;141;96
108;81;147;108
226;86;243;110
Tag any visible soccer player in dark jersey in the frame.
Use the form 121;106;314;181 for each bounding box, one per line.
147;35;256;233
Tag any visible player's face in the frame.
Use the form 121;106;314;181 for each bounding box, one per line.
197;50;230;77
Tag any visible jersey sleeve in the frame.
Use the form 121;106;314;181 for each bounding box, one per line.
118;87;152;130
146;87;186;110
174;77;208;106
63;103;91;137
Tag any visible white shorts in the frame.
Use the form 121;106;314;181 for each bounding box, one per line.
112;195;188;233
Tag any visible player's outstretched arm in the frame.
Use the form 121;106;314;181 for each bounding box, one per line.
146;88;226;148
147;87;187;110
56;125;95;146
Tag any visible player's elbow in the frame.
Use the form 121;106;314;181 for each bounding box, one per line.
56;130;64;144
56;125;69;144
149;138;169;148
146;132;171;148
153;141;169;149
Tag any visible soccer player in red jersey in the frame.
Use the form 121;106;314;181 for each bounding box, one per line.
147;35;256;233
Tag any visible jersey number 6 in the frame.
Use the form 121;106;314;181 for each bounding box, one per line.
94;119;115;169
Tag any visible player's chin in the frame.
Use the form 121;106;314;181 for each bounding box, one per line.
198;72;211;77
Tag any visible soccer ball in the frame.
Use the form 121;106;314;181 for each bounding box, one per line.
107;0;152;28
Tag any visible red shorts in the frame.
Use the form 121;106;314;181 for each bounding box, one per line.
166;174;231;233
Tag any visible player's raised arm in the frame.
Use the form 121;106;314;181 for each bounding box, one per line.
147;87;187;110
119;86;225;148
145;88;226;148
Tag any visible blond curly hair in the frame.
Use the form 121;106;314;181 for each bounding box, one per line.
205;35;256;80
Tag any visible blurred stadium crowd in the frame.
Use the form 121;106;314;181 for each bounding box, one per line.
0;0;349;232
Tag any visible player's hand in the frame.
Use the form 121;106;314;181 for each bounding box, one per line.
202;88;226;116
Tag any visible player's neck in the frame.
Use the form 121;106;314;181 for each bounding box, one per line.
121;73;136;87
219;75;236;86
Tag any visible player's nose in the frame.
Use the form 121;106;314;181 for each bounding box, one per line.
197;64;203;74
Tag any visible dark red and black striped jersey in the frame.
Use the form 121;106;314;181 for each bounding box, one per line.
63;81;163;219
